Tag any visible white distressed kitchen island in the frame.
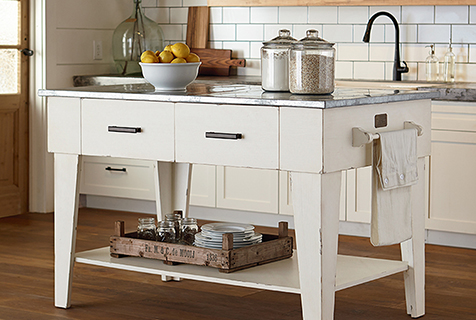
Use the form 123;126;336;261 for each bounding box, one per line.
39;82;438;319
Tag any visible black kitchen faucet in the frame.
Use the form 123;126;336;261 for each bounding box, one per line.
363;11;409;81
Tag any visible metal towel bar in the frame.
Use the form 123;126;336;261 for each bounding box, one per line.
352;121;423;147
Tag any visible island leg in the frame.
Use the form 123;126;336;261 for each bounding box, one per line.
292;171;341;320
154;161;192;281
401;157;426;317
54;153;81;308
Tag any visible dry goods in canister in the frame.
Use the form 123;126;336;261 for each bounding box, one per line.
289;29;335;94
261;29;297;92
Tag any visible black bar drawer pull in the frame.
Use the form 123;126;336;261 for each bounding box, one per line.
108;126;142;134
205;132;243;140
105;166;127;172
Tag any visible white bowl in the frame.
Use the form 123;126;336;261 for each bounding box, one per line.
139;62;201;91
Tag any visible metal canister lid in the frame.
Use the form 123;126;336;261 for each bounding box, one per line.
293;29;334;48
262;29;297;46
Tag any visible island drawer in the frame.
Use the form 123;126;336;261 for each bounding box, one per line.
80;156;156;201
81;99;174;161
175;103;279;169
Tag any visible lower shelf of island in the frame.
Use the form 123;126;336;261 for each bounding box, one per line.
75;247;408;294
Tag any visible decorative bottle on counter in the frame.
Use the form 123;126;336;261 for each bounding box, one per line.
425;45;439;81
112;0;164;75
289;30;335;94
261;29;297;92
137;217;157;240
443;41;456;82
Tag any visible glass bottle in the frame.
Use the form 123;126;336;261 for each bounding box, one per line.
425;45;439;81
181;217;199;245
137;217;157;240
289;29;335;94
112;0;165;75
165;212;183;243
443;42;456;82
157;221;176;243
261;29;297;92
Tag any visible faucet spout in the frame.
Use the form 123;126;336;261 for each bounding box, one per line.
363;11;409;81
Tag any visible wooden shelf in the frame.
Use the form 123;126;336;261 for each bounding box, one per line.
207;0;476;6
76;247;408;293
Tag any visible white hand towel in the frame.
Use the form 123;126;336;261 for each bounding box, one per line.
371;128;418;246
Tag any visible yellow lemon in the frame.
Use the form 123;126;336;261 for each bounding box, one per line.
154;50;161;57
141;54;159;63
171;43;190;59
185;53;200;63
158;51;175;63
163;44;173;52
171;57;187;63
140;50;156;62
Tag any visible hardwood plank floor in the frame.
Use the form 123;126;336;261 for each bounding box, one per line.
0;208;475;319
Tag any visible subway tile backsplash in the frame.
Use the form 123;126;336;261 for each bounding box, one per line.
52;2;476;85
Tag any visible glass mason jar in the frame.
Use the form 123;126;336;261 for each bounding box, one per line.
112;0;165;75
137;217;157;240
164;213;183;243
289;29;335;94
181;217;199;245
261;29;297;92
157;220;176;243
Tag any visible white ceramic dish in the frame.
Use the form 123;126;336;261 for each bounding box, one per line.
139;62;201;91
201;222;255;234
195;232;262;243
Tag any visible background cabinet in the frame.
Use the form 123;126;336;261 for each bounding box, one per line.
427;101;476;235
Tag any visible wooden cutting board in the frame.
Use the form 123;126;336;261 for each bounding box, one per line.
186;6;209;49
191;48;246;76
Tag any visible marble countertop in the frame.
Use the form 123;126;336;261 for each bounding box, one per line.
39;80;438;109
72;74;476;103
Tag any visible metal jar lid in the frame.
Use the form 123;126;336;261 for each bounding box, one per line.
292;29;335;48
262;29;297;47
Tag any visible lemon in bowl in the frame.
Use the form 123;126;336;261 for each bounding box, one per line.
139;62;201;91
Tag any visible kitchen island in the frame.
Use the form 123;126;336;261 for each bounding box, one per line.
39;82;438;320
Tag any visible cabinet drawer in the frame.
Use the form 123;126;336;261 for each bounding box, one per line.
82;99;174;161
80;156;156;201
175;103;279;169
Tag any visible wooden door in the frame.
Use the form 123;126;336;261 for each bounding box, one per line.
0;0;29;217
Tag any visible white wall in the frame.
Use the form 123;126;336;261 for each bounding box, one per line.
47;2;476;88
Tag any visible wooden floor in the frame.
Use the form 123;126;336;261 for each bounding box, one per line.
0;208;475;320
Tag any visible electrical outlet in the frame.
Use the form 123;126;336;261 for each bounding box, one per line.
93;40;103;60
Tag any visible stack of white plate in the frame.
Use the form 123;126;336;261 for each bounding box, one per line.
193;222;262;249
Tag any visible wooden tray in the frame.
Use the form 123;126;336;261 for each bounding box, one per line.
110;221;293;273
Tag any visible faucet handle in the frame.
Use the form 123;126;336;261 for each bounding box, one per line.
397;61;409;73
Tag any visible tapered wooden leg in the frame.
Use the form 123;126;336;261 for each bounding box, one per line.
401;157;426;318
154;161;191;282
173;163;192;218
54;153;81;308
292;171;341;320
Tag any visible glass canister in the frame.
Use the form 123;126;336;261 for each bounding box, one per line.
289;29;335;94
165;212;183;243
261;29;297;92
181;217;199;245
112;0;165;75
137;217;157;240
157;220;176;243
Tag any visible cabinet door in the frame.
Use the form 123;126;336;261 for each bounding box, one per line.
346;166;372;223
429;130;476;234
190;164;216;208
216;166;278;214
